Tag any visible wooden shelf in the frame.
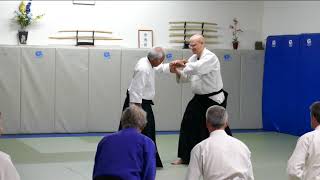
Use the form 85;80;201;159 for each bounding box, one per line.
58;30;112;34
49;30;122;46
168;21;219;48
169;28;217;32
169;33;218;38
170;25;218;29
49;36;122;40
169;21;217;26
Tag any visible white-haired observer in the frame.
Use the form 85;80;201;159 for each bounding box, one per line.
0;112;21;180
93;105;156;180
287;101;320;180
170;34;232;165
186;105;253;180
118;46;174;168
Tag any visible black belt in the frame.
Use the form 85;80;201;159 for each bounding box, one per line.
142;99;154;105
195;89;224;98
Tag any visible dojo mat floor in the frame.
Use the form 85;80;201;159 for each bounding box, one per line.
0;131;298;180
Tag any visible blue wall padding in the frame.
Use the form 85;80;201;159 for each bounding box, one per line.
263;36;284;132
296;34;320;134
263;34;320;136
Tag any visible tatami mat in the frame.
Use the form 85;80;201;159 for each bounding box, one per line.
0;132;298;180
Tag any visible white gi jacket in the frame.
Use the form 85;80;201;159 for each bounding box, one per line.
128;57;170;103
186;130;254;180
0;151;20;180
177;48;224;103
287;126;320;180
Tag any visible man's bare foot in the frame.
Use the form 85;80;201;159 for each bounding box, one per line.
171;158;184;165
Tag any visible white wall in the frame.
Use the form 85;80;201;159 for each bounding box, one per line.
262;1;320;40
0;1;263;49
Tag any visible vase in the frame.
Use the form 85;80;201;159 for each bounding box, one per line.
232;41;239;50
18;30;28;44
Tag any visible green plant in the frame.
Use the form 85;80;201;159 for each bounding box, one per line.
13;0;44;30
229;18;243;43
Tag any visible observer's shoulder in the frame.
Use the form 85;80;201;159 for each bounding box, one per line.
0;151;12;164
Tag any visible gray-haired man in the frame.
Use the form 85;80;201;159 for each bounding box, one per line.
94;105;156;180
119;46;172;168
186;105;254;180
287;101;320;180
171;34;232;165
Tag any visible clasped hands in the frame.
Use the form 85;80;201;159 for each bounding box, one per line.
169;59;187;73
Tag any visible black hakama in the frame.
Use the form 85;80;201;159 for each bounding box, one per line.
177;89;232;164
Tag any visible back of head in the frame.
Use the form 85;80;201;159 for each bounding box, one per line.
206;105;228;129
147;46;165;61
120;105;147;130
310;101;320;124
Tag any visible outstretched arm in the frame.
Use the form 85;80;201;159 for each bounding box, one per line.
169;59;190;83
154;59;186;74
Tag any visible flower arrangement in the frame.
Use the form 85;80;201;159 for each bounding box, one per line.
229;18;243;43
13;0;44;30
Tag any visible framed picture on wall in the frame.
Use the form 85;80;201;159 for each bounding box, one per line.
138;30;153;48
73;0;95;5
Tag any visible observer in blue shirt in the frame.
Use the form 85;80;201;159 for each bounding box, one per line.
93;105;156;180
